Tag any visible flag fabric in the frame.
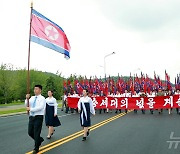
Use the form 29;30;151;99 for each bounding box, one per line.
177;75;180;90
63;80;67;92
165;71;172;90
31;9;70;59
64;73;177;95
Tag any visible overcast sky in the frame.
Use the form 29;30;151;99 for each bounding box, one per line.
0;0;180;82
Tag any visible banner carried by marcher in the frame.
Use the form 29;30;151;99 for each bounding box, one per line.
67;95;180;109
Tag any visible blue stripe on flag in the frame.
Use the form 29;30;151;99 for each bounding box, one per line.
31;35;70;58
32;9;64;32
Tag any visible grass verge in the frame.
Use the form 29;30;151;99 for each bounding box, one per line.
0;108;26;115
0;102;24;107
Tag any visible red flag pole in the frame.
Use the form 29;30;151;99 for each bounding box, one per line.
26;1;33;114
165;70;167;90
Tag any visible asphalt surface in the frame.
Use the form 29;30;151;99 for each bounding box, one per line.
0;109;180;154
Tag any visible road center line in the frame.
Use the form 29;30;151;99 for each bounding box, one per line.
26;110;132;154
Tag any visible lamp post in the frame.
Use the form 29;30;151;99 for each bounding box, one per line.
104;52;116;76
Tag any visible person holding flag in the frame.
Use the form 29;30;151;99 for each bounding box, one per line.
78;89;95;141
25;2;70;152
25;85;46;154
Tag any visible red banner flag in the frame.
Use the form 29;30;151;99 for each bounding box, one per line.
67;95;180;110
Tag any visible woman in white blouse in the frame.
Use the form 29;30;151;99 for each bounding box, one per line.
78;89;95;141
45;90;61;139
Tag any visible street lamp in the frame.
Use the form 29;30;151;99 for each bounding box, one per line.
104;52;116;76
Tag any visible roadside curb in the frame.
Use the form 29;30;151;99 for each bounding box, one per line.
0;112;26;117
0;107;62;117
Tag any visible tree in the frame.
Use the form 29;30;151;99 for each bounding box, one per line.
0;63;66;103
0;64;14;104
43;76;58;99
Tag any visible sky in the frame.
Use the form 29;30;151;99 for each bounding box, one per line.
0;0;180;82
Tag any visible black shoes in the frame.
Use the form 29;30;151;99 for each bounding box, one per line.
33;149;39;154
82;129;90;141
39;137;44;146
47;129;55;139
33;138;44;154
47;136;51;139
82;137;86;141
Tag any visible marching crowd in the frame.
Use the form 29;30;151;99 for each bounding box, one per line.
25;85;180;153
62;88;180;115
25;85;95;153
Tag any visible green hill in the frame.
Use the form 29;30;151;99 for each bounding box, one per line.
0;64;64;104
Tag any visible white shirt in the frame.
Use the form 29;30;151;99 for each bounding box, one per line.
78;96;95;115
110;94;115;97
25;95;46;116
147;93;155;97
63;95;67;101
132;94;139;97
175;92;180;95
46;97;58;115
122;93;130;97
115;94;121;97
72;94;80;98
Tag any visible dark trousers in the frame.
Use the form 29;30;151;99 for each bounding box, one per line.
61;100;67;111
99;109;106;114
65;106;69;113
28;115;43;151
65;107;75;113
176;108;179;114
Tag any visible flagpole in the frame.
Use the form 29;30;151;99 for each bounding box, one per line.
26;1;33;114
165;70;167;90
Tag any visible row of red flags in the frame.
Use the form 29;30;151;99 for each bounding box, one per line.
64;71;180;95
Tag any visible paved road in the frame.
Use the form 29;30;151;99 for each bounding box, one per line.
0;109;180;154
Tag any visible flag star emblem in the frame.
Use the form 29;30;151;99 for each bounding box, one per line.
45;25;59;40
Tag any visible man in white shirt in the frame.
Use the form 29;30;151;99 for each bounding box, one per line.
115;91;122;113
72;90;79;97
122;90;131;97
175;89;180;114
132;91;139;113
61;93;67;111
147;91;155;114
25;85;46;154
122;90;130;113
99;90;106;114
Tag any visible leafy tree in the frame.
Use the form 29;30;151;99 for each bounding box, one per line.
43;76;58;98
0;64;14;104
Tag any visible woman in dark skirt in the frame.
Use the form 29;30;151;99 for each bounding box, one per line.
78;89;95;141
45;90;61;139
